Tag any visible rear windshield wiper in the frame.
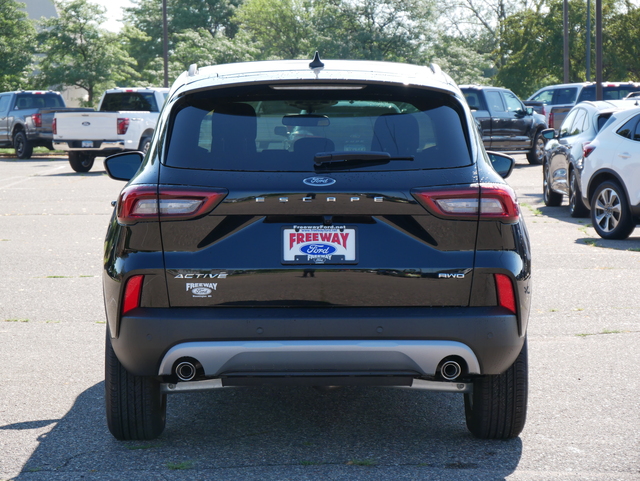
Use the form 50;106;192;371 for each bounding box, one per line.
314;151;414;167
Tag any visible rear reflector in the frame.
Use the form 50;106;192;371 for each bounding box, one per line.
122;275;144;314
412;184;519;223
495;273;517;314
583;142;596;158
116;185;228;224
117;118;130;135
32;113;42;128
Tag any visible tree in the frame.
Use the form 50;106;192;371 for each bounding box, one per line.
233;0;433;62
233;0;315;59
0;0;36;91
36;0;137;105
495;0;637;98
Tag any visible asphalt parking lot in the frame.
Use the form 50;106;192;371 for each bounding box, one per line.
0;154;638;480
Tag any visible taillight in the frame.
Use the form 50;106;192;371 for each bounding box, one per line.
116;185;228;224
117;118;130;135
412;184;519;223
32;113;42;128
495;274;516;314
583;142;596;158
549;111;554;129
52;118;57;135
122;275;144;314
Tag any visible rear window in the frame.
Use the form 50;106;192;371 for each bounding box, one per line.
100;92;159;112
14;93;64;110
164;84;472;172
578;85;640;102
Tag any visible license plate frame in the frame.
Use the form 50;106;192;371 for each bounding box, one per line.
282;225;357;265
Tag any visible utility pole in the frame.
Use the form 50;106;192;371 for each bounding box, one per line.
586;0;591;81
596;0;603;100
163;0;169;88
563;0;569;83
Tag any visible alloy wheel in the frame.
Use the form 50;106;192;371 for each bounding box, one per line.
593;187;621;233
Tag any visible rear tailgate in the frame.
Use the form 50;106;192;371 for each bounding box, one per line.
54;111;119;140
159;168;479;308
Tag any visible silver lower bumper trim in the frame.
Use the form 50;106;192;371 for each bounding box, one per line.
160;378;471;394
157;340;481;378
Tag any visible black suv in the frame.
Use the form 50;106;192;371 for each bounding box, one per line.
103;57;531;441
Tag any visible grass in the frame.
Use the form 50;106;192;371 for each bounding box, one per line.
126;444;160;451
577;329;623;338
347;459;377;466
520;202;542;216
584;239;599;247
166;461;194;470
4;318;29;322
0;147;65;156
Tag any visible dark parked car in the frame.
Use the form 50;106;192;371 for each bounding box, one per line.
541;100;638;217
460;85;548;164
103;57;531;441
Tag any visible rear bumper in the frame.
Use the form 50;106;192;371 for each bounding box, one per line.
53;140;125;151
111;306;524;378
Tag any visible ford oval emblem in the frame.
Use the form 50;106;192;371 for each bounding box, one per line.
82;122;91;126
300;244;337;255
303;176;336;186
191;287;212;295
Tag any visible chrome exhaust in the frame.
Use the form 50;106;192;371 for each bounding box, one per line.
175;361;197;382
440;360;462;381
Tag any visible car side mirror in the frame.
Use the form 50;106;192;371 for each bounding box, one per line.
487;151;515;179
541;128;556;140
104;151;143;181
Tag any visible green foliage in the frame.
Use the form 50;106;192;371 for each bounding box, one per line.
0;0;37;91
426;37;493;85
35;0;138;105
496;0;640;98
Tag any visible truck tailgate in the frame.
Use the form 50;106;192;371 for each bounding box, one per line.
54;111;119;140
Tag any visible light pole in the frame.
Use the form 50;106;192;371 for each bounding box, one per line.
586;0;591;81
596;0;602;100
163;0;168;88
563;0;569;83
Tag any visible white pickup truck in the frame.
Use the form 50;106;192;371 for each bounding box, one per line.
53;87;168;172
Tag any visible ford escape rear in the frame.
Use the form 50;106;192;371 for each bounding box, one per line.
102;57;531;441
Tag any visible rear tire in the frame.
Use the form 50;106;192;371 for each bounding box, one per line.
105;328;166;440
526;131;544;165
14;131;33;159
543;161;562;206
68;152;95;172
590;180;635;240
464;339;528;439
569;169;589;218
139;136;151;154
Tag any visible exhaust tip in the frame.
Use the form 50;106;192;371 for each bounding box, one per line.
439;360;463;381
175;360;198;382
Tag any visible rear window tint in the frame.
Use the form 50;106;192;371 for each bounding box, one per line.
14;93;64;109
578;85;640;102
164;84;472;172
100;92;159;112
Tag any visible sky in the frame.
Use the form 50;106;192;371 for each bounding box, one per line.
93;0;133;32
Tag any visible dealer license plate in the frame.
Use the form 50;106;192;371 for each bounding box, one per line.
283;225;357;264
81;140;93;148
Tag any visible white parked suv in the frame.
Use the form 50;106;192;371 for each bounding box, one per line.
581;105;640;239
